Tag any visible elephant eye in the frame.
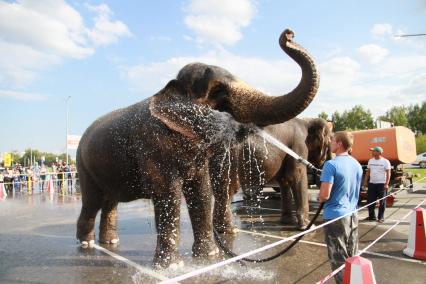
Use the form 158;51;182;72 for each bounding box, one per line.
209;85;227;100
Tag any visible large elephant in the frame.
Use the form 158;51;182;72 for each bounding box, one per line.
76;29;319;268
210;118;331;233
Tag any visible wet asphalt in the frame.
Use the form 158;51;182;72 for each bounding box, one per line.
1;184;426;284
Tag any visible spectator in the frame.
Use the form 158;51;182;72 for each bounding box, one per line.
52;162;59;191
40;164;47;191
4;168;13;194
363;146;391;223
319;131;363;284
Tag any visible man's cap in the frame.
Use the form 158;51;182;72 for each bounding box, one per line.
370;146;383;153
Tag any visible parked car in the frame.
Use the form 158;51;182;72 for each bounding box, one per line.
414;152;426;168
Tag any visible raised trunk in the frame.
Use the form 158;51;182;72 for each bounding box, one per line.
228;29;319;126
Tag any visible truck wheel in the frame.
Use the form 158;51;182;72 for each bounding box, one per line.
420;161;426;168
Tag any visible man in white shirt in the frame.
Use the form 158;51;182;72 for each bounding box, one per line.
363;146;391;223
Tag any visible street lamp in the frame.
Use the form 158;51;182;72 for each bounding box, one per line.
66;96;71;165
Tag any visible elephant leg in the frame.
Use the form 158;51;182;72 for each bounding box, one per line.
99;200;119;244
291;167;310;230
183;179;219;257
212;179;237;234
76;171;102;246
210;152;237;235
279;182;297;225
152;184;182;269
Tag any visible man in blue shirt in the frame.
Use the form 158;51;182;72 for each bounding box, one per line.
319;131;363;284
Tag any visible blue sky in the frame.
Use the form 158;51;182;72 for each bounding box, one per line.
0;0;425;156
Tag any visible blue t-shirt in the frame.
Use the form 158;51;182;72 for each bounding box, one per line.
320;155;363;220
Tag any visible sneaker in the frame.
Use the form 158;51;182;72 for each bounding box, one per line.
378;219;385;223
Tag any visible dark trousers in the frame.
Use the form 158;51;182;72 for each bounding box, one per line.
367;183;386;220
324;213;359;284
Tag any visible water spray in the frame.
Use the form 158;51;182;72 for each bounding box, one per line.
214;127;324;263
258;129;322;173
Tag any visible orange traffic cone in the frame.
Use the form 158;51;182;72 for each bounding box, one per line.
46;178;55;195
403;208;426;260
0;183;7;200
343;256;376;284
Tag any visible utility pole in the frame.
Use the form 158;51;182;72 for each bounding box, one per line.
66;96;71;165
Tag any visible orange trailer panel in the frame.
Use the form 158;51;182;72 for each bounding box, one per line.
350;126;416;165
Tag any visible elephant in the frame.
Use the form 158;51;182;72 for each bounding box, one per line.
211;117;332;233
76;29;319;268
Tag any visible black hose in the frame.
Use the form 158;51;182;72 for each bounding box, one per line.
213;202;324;263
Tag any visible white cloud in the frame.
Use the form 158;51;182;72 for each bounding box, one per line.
183;0;256;45
0;89;46;101
357;44;389;64
319;56;361;91
398;73;426;98
85;3;132;46
303;54;426;118
371;23;393;38
0;0;130;88
125;48;300;97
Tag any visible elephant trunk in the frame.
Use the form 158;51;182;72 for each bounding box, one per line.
228;29;319;126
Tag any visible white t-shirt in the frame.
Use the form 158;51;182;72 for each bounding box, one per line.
367;157;391;184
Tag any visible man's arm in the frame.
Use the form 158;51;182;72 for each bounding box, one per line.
319;182;333;202
363;169;370;187
384;169;391;189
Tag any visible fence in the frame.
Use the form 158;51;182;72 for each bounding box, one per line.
0;171;79;195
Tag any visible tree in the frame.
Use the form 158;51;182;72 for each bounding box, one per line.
318;111;329;120
407;100;426;134
416;134;426;154
379;106;408;126
15;149;72;167
332;105;374;131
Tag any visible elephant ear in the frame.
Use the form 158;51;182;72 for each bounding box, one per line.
149;80;209;141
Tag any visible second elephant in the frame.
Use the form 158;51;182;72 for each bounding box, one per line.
211;117;332;232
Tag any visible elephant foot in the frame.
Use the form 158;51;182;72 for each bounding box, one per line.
192;239;219;257
153;252;183;269
280;215;297;225
296;218;311;231
99;230;119;244
76;230;95;248
214;223;238;235
99;237;119;244
80;239;95;248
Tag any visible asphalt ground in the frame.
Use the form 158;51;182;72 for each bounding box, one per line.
0;183;425;284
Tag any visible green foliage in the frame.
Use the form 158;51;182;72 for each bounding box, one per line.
331;105;374;131
407;101;426;134
318;111;329;120
14;149;72;167
322;101;424;133
378;106;408;126
416;134;426;154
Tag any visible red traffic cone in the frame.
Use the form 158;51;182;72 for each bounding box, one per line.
0;183;7;200
46;178;55;194
343;256;376;284
403;208;426;260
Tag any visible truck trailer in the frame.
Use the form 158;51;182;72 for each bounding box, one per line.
350;126;417;206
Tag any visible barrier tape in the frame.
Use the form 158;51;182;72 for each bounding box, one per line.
316;197;426;284
159;177;426;284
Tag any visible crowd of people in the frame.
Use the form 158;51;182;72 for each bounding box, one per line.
0;160;78;195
